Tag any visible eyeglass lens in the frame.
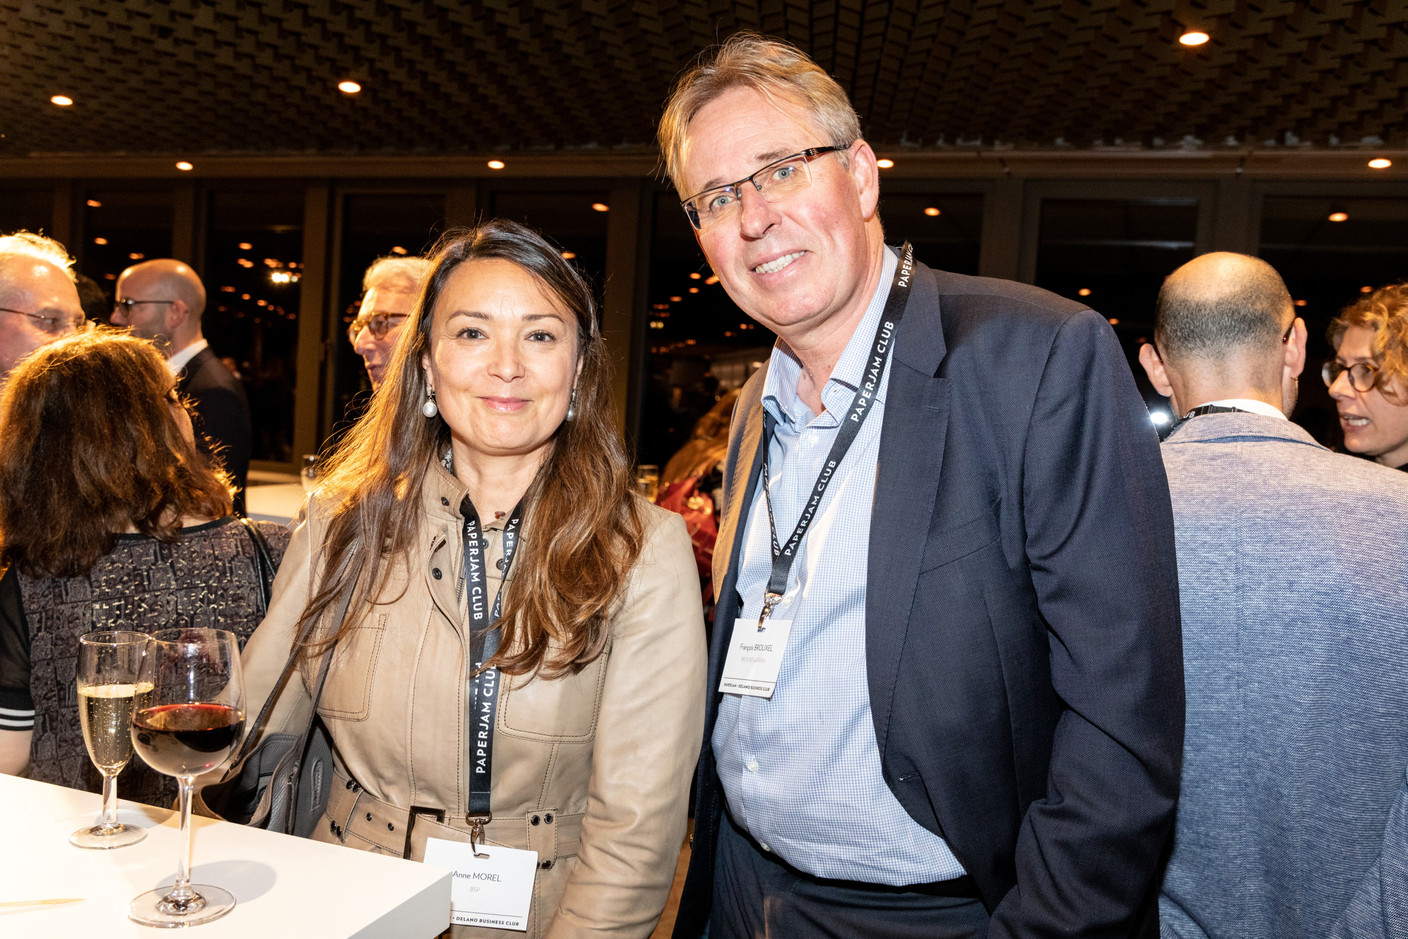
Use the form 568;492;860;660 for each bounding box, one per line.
1322;360;1377;392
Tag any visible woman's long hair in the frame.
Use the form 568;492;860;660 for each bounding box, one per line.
306;219;643;677
0;329;234;578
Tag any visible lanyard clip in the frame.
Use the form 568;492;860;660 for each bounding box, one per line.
757;593;783;631
468;814;492;858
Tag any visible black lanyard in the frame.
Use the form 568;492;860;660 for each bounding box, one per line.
756;242;914;629
462;496;523;827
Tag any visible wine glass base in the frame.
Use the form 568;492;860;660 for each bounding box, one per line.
70;822;146;849
129;884;236;927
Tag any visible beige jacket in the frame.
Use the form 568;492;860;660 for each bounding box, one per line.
240;461;707;938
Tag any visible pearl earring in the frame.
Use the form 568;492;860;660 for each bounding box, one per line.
422;387;438;419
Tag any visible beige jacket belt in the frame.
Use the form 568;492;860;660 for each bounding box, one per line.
324;769;583;861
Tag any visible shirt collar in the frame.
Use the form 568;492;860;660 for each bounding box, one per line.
1190;397;1287;420
167;338;209;375
762;246;899;427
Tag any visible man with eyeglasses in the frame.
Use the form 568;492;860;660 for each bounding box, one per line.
0;231;85;384
349;255;431;390
660;33;1182;939
1138;252;1408;938
114;258;250;512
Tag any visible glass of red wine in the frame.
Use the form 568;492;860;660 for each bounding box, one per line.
128;628;246;928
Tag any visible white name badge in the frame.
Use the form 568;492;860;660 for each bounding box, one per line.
719;617;794;697
423;836;538;931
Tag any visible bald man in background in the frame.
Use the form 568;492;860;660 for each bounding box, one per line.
114;259;251;512
1140;252;1408;938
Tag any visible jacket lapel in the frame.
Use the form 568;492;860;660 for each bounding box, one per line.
866;262;950;755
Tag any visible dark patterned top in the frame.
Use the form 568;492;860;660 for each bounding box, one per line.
0;516;290;806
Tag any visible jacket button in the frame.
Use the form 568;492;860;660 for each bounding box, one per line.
530;814;540;825
495;558;505;571
366;812;373;822
387;822;395;831
543;813;553;824
540;859;553;870
441;497;449;506
330;820;337;833
432;568;442;579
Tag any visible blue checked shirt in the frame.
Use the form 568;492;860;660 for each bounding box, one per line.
712;247;967;884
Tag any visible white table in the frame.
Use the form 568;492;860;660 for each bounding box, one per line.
245;481;306;527
0;775;451;937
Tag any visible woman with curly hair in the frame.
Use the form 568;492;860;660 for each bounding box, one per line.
238;219;705;937
1325;283;1408;471
0;329;289;804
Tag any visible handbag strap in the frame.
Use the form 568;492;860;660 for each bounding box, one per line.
231;568;359;767
238;515;277;616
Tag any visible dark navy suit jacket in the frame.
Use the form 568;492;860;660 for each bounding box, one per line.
177;345;251;512
674;259;1184;937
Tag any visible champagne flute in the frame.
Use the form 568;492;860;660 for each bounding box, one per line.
128;628;246;928
70;630;150;849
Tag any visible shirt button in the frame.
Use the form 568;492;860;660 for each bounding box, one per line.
746;758;759;772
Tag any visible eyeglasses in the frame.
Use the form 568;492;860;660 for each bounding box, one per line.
0;306;85;336
347;311;407;343
1322;359;1380;393
680;145;851;232
113;298;176;316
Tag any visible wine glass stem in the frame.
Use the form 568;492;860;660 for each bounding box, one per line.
99;771;120;831
169;776;197;904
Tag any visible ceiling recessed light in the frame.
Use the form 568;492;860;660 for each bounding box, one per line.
924;207;941;217
876;158;895;169
487;160;505;170
50;95;73;107
1328;211;1349;222
1368;158;1392;169
175;161;193;171
86;199;101;208
591;203;609;212
1179;30;1210;46
1078;288;1092;297
338;80;361;95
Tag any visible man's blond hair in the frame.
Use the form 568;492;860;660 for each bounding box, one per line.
658;31;862;195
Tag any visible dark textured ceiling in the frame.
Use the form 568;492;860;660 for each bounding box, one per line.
2;0;1406;165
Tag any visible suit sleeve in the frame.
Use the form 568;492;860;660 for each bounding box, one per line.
1330;768;1408;939
546;510;707;938
185;360;252;497
990;310;1184;937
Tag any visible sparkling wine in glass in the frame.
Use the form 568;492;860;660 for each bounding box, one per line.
71;630;150;849
128;628;246;928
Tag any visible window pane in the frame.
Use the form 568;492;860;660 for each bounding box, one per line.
489;190;610;290
81;189;173;291
0;188;53;238
1036;197;1199;425
1260;195;1408;446
878;192;984;275
204;190;304;463
641;191;769;468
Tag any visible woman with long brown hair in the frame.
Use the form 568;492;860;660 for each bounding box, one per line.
0;329;289;803
238;219;705;937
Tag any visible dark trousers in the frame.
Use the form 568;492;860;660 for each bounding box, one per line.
710;814;991;939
